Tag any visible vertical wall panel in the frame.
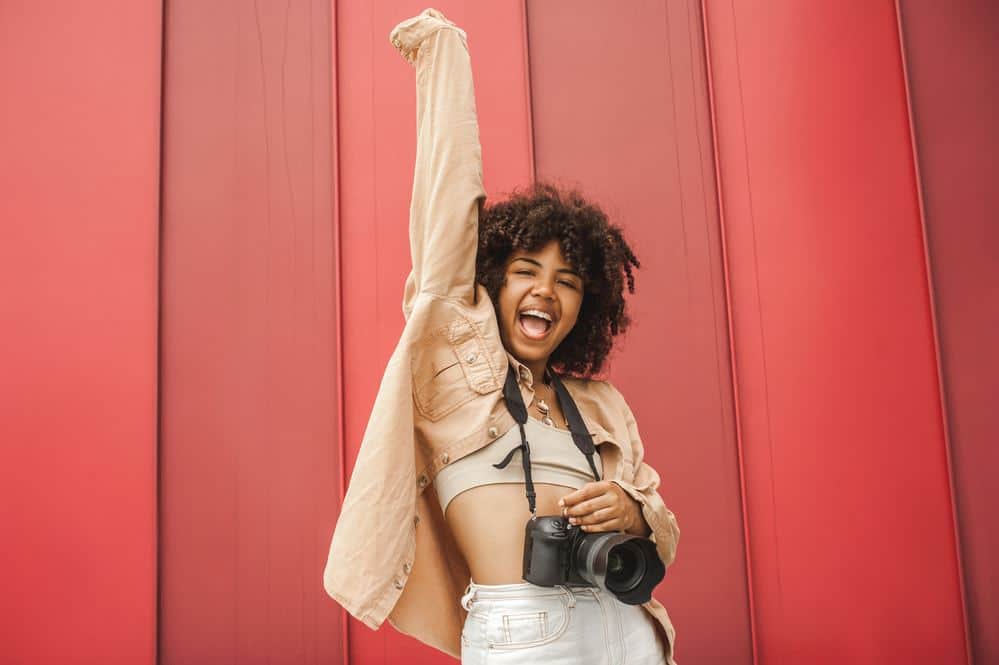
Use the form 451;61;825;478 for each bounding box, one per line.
899;1;999;662
527;1;751;663
702;1;968;663
335;2;534;663
159;1;341;663
0;2;161;664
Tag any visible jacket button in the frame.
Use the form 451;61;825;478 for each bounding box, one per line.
488;427;499;438
465;353;477;364
394;578;404;590
403;562;413;574
441;453;450;464
417;474;428;489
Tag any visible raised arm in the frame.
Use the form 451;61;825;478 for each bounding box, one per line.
390;9;486;319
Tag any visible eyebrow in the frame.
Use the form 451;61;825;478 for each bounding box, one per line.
510;257;582;278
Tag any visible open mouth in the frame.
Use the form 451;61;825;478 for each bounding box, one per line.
518;309;555;340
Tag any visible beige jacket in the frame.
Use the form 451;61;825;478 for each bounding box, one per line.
323;8;680;663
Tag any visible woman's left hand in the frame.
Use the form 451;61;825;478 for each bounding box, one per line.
559;481;651;537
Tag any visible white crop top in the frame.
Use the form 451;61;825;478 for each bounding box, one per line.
434;418;604;514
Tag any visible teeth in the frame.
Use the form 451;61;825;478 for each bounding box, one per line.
521;309;553;322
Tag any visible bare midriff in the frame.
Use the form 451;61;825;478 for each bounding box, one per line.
445;482;574;584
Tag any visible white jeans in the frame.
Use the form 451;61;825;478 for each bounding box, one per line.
459;580;667;665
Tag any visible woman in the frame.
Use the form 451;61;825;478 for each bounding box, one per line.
324;9;680;665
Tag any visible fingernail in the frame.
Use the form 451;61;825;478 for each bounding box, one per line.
558;499;564;507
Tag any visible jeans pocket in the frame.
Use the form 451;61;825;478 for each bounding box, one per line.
486;599;572;651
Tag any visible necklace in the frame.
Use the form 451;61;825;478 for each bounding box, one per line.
532;369;567;428
533;381;567;428
535;398;556;428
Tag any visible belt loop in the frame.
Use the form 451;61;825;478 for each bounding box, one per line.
557;585;577;609
460;583;476;611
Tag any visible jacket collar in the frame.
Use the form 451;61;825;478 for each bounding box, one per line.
504;351;547;390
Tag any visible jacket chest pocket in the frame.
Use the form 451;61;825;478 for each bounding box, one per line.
411;318;501;421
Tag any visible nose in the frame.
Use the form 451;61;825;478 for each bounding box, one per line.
531;278;555;299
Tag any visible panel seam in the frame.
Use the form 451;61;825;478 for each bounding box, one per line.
156;0;167;663
893;3;973;664
699;2;759;664
521;0;537;182
331;0;349;663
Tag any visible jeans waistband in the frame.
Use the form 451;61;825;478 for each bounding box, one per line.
460;579;599;611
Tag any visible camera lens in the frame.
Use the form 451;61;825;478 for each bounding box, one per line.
573;532;665;605
608;551;625;575
605;542;647;594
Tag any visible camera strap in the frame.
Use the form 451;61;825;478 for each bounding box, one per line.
493;363;601;517
548;371;603;482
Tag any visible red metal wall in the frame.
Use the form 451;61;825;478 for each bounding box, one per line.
158;1;342;663
702;1;967;663
0;2;162;664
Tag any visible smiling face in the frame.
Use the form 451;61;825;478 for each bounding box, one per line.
496;239;584;377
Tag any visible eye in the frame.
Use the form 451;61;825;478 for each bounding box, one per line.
558;279;578;289
514;269;534;276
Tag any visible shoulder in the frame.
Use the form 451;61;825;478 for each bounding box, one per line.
562;375;625;399
561;376;633;420
560;376;638;453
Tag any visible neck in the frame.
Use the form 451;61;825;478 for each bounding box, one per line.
525;359;549;385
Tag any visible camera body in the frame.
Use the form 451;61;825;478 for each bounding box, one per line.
522;514;666;605
522;515;590;587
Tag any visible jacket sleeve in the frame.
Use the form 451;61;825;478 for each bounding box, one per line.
607;387;680;569
389;8;486;319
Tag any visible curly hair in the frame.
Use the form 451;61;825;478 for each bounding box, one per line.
476;181;640;378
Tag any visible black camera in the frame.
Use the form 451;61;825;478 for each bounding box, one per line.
522;515;665;605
